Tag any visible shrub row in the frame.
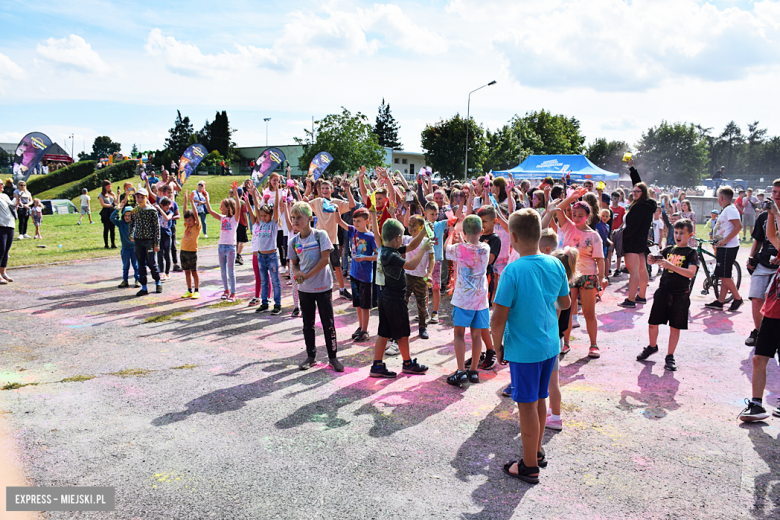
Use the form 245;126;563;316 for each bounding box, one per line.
58;161;138;200
26;161;96;194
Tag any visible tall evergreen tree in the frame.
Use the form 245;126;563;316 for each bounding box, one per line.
196;119;213;151
373;99;402;150
165;110;194;158
210;111;235;160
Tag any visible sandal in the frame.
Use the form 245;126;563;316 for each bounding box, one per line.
560;343;570;355
220;291;229;300
2;273;13;282
537;449;547;468
588;346;601;358
502;460;539;484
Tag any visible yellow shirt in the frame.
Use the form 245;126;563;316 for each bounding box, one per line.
180;220;201;252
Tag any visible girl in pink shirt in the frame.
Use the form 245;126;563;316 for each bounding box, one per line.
554;187;608;359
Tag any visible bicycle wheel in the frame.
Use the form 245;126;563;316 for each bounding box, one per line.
713;262;742;304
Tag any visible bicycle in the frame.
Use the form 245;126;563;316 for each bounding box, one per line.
689;237;742;304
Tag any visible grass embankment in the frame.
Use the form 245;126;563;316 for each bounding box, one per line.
9;175;244;267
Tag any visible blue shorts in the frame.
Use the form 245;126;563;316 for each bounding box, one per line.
452;306;490;329
509;356;557;403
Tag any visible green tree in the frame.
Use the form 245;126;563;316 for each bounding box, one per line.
509;110;585;156
165;110;194;159
635;121;707;187
0;149;9;169
84;136;121;161
208;111;236;161
421;113;486;179
586;138;629;172
483;125;520;172
295;107;386;175
196;118;213;152
130;143;139;158
373;99;402;150
716;121;746;176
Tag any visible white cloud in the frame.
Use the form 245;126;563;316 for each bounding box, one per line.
601;118;638;132
451;0;780;92
36;34;108;74
144;28;279;76
144;4;448;76
0;53;26;81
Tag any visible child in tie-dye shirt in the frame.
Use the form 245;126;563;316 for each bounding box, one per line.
444;214;491;386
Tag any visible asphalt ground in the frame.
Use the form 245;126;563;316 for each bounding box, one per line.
1;246;778;519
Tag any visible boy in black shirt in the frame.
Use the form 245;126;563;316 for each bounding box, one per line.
369;218;432;378
637;219;699;371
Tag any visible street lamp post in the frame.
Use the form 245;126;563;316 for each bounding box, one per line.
464;81;496;179
69;133;74;161
264;118;271;147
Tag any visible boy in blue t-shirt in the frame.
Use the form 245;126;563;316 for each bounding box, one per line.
337;208;377;342
492;208;571;485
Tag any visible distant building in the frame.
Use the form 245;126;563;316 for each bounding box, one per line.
234;145;426;179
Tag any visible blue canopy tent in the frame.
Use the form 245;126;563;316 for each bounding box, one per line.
494;155;619;182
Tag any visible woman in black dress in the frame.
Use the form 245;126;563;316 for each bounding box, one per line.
618;160;657;308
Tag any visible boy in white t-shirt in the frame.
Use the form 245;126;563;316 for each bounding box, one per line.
445;214;491;386
705;187;744;311
78;188;94;225
403;215;435;340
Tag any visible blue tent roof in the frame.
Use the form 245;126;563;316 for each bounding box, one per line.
494;155;619;182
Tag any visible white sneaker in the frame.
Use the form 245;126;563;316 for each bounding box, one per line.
16;235;24;240
385;342;400;356
23;234;32;239
571;314;581;329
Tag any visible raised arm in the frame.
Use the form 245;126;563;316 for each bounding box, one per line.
358;166;368;204
406;222;426;252
628;159;642;186
204;191;221;220
403;229;432;271
272;186;280;224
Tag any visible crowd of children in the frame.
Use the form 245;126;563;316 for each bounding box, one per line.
94;166;780;482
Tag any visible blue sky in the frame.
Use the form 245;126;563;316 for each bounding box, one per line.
2;0;779;159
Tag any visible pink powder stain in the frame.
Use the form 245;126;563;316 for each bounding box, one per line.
208;366;224;373
633;456;653;466
124;385;144;396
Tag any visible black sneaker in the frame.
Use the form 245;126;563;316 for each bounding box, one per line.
467;370;480;384
271;305;282;315
155;284;163;294
339;288;352;299
351;326;363;340
729;299;744;312
635;296;647;304
637;345;659;361
618;299;636;308
355;331;370;342
419;328;429;340
705;300;724;310
291;307;300;317
136;288;149;296
773;401;780;418
298;357;316;370
235;254;244;266
118;280;129;288
328;358;344;372
256;303;269;313
664;355;677;371
369;362;397;378
465;352;486;370
447;370;468;387
480;350;497;370
738;399;770;422
746;329;759;347
401;358;428;375
172;264;183;272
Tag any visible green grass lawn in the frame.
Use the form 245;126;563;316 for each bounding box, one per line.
10;174;249;268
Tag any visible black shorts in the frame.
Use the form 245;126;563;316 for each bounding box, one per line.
648;288;690;330
377;295;411;340
714;246;738;278
351;279;372;310
755;317;780;358
237;223;249;244
180;251;198;271
329;247;341;268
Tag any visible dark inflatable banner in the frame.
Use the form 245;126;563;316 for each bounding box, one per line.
12;132;53;183
176;144;208;187
252;148;286;187
308;152;333;181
